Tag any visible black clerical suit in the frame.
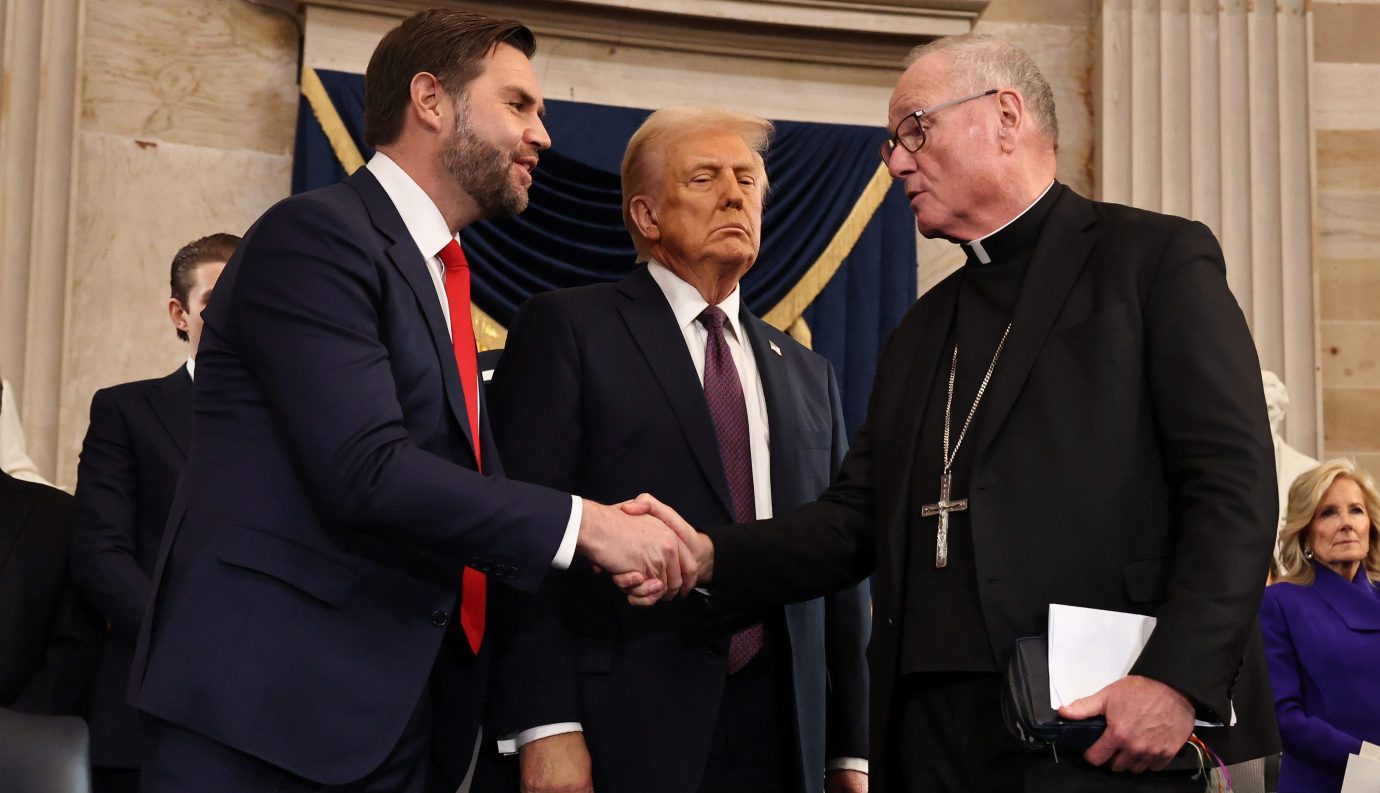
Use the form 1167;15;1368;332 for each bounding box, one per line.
0;471;102;716
70;365;193;789
701;183;1281;792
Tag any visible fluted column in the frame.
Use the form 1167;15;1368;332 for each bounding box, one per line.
0;0;84;480
1097;0;1318;455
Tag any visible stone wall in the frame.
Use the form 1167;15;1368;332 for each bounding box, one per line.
1314;0;1380;472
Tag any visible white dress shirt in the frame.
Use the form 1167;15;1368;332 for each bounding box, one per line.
366;152;581;569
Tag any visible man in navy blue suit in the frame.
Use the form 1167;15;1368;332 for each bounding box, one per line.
486;109;870;793
71;233;236;793
130;10;692;793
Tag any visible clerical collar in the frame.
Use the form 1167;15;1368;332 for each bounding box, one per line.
961;180;1060;267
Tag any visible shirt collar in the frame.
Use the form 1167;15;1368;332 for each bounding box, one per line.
366;151;457;260
961;179;1058;266
646;260;745;342
185;357;195;381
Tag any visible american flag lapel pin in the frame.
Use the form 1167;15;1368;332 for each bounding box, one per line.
769;340;782;356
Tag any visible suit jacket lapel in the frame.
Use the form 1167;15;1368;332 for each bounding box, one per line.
741;314;796;503
617;268;734;518
971;187;1098;465
348;168;478;468
148;366;194;460
881;275;961;613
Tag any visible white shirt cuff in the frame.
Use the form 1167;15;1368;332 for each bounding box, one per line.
552;496;581;570
496;722;584;755
827;757;869;774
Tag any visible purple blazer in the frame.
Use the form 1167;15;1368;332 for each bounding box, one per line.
1259;564;1380;792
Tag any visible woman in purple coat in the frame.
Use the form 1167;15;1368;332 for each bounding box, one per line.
1261;459;1380;792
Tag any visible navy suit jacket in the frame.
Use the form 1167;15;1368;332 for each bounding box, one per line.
130;167;572;785
71;365;192;767
487;268;870;793
1260;567;1380;792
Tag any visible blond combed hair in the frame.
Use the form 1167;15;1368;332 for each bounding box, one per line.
906;34;1059;150
620;107;774;262
1276;458;1380;586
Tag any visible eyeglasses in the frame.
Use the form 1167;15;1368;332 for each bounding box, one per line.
880;88;998;164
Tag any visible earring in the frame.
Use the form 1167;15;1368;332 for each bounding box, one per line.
1304;546;1314;560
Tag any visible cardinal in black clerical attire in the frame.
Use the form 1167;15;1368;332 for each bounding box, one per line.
618;33;1281;793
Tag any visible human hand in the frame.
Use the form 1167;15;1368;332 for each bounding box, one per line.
614;493;714;606
519;732;593;793
1058;674;1194;773
824;769;868;793
576;499;689;602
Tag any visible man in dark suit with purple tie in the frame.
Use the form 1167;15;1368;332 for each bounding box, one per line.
129;10;692;793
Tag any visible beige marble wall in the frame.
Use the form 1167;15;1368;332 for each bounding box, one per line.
1314;0;1380;472
52;0;299;485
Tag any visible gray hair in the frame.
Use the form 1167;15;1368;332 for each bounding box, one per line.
907;34;1058;149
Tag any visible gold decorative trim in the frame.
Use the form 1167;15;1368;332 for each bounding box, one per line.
786;316;814;350
472;306;508;352
301;66;366;174
763;162;893;333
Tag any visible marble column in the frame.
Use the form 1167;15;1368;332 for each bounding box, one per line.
1097;0;1319;456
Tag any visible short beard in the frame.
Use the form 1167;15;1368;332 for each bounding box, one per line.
440;98;528;218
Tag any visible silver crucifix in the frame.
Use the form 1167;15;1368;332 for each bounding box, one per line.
920;471;968;567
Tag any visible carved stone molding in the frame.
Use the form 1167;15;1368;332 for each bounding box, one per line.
302;0;989;68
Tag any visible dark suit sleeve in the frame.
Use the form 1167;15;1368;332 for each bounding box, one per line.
486;293;587;734
222;201;569;590
702;329;899;609
818;364;871;763
1126;221;1278;721
13;587;104;716
1257;587;1361;775
69;390;149;642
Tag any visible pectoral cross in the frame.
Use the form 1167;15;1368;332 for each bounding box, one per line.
920;470;967;568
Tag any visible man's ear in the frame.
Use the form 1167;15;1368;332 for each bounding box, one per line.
995;88;1025;153
629;196;660;242
168;298;189;333
408;72;449;135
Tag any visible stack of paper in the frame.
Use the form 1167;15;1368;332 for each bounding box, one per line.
1046;603;1233;727
1341;743;1380;793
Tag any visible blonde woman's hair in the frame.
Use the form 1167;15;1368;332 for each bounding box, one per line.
1275;458;1380;585
620;107;773;262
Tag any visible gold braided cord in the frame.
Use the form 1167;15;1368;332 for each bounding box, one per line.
472;306;508;352
786;316;813;349
761;162;892;336
300;67;365;175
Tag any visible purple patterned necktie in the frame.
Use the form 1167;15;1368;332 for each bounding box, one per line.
698;306;763;674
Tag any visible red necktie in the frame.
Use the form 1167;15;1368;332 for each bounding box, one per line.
438;239;485;654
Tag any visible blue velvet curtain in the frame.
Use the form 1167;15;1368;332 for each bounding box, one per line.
294;68;915;434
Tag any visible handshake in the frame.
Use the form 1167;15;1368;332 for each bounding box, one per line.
574;495;714;606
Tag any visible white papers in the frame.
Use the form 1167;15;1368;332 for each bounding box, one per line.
1341;753;1380;793
1364;742;1380;760
1046;604;1233;727
1048;604;1157;710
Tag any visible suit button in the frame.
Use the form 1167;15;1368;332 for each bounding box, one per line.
431;610;449;627
506;567;519;581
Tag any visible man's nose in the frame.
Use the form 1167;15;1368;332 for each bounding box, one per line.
527;117;551;152
885;145;916;180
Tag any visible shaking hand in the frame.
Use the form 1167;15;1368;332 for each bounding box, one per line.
614;493;714;606
575;498;695;602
